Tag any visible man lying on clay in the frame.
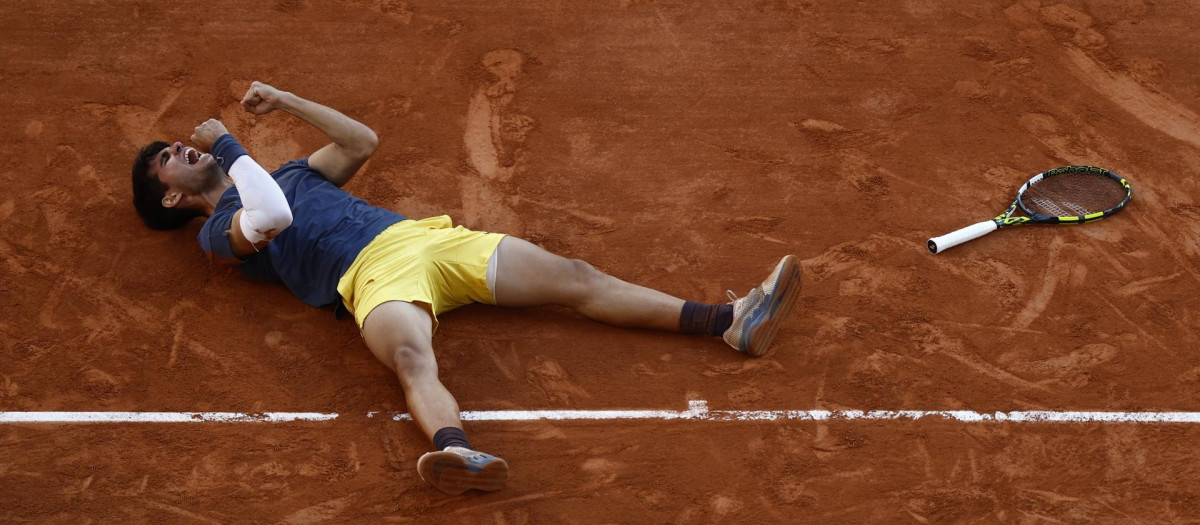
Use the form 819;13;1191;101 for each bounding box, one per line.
129;81;803;495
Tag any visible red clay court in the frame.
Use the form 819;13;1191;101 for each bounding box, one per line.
3;0;1200;522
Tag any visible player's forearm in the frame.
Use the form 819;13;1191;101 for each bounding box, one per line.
212;135;292;242
276;92;378;156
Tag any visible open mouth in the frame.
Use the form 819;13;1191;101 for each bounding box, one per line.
184;147;201;166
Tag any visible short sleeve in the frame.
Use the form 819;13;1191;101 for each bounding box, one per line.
278;157;311;175
197;188;245;265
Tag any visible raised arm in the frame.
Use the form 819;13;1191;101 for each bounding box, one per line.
241;81;378;187
192;119;293;259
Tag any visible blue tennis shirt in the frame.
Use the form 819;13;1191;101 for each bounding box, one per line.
198;134;405;308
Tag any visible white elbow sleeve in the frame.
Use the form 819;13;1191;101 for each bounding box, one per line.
229;155;292;244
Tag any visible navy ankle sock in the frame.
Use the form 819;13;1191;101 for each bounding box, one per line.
433;427;472;451
680;301;734;336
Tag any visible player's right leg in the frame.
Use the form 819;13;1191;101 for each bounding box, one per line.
360;300;508;495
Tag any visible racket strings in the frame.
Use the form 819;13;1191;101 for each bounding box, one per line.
1021;172;1127;217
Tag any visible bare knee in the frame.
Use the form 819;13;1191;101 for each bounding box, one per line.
563;258;606;307
389;344;438;385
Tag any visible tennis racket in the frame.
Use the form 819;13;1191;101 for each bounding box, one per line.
927;165;1132;254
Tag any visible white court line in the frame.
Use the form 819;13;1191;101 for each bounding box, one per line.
7;401;1200;424
370;400;1200;423
0;412;338;423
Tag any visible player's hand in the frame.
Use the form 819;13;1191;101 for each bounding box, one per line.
190;118;229;153
241;81;287;115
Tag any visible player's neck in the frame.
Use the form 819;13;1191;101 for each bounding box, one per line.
200;178;234;216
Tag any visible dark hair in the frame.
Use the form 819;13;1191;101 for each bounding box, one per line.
131;141;202;230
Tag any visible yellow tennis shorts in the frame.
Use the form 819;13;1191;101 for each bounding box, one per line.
336;215;506;329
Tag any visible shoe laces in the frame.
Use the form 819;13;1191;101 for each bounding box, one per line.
445;446;488;461
726;289;739;303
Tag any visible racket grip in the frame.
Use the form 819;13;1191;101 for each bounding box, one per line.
927;220;998;254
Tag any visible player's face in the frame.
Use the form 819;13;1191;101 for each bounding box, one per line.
150;142;223;194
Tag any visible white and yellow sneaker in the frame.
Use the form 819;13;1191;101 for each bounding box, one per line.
417;446;509;495
723;255;803;357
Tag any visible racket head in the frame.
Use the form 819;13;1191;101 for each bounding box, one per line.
1015;166;1132;224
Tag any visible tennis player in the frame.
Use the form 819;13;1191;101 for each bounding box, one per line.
130;81;803;495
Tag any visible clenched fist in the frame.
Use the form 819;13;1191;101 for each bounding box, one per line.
241;81;289;115
190;118;229;152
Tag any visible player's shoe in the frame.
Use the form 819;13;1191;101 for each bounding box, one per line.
417;446;509;495
722;254;803;357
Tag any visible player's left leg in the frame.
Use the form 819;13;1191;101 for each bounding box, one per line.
491;236;684;331
490;236;802;356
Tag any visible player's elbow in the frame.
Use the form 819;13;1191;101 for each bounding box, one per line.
241;205;293;246
272;207;294;233
357;128;379;158
258;207;293;241
342;124;378;159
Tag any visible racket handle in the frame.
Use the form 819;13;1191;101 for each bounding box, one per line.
927;220;998;254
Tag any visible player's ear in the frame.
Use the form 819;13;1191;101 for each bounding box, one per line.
162;192;181;208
